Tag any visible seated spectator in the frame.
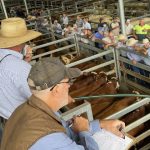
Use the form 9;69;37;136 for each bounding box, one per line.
116;34;127;57
126;38;144;83
92;27;104;49
117;34;127;48
53;20;62;35
141;39;150;87
110;17;120;36
125;19;133;38
62;13;69;28
1;57;125;150
142;38;150;66
133;19;150;41
75;15;83;28
98;17;109;32
41;18;50;31
102;32;118;49
82;17;91;32
62;24;74;37
126;38;142;65
16;6;26;18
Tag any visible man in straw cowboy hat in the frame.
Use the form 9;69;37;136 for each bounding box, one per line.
116;34;127;57
126;38;144;84
142;39;150;88
1;57;125;150
0;17;41;120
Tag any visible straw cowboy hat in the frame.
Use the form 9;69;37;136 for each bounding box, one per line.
143;38;149;44
0;17;41;48
118;34;127;41
126;38;138;46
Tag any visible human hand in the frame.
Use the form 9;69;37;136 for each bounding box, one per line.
132;60;137;65
71;116;89;133
142;29;147;32
134;35;138;40
24;45;33;62
68;95;75;103
100;119;125;138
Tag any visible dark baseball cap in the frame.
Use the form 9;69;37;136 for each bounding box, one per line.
29;57;82;90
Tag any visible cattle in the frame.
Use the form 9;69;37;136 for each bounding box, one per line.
70;72;108;97
70;71;107;92
122;106;146;137
89;77;120;116
95;91;140;119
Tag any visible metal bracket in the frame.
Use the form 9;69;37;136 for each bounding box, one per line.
60;101;93;122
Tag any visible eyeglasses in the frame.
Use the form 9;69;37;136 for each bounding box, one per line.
50;78;76;91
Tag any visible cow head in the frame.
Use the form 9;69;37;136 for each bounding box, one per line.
109;77;120;90
132;90;141;101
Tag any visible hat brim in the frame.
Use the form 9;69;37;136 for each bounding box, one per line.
0;30;41;48
126;40;138;46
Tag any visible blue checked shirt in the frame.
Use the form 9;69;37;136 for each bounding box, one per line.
0;49;31;119
143;48;150;66
127;46;142;62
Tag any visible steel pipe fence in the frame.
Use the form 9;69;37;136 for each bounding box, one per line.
61;97;150;149
116;47;150;94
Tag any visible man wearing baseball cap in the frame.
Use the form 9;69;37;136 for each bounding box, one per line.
0;17;41;120
1;57;125;150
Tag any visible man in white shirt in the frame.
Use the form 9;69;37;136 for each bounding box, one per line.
125;19;133;37
53;20;62;34
110;17;120;36
0;17;41;120
82;17;91;30
62;13;69;27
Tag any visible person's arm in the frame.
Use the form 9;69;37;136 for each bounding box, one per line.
71;116;99;150
29;132;85;150
100;120;125;138
14;63;32;99
132;25;138;39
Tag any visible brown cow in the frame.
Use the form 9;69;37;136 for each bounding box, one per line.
70;72;108;97
89;77;120;117
70;71;107;92
95;91;140;119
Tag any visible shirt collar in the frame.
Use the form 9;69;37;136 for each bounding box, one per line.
0;48;23;59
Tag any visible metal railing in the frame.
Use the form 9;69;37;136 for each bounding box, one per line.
116;47;150;94
61;97;150;149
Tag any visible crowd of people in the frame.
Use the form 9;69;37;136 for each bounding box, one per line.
52;14;150;87
0;6;149;149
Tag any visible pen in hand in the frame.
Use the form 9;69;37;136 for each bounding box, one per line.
118;125;125;139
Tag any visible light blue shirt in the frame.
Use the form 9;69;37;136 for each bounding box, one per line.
0;49;31;119
127;46;142;62
29;118;100;150
143;48;150;66
83;22;91;30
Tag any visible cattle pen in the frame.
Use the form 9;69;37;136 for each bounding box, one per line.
30;33;150;149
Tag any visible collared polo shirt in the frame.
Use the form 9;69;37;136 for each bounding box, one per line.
125;24;133;35
83;22;91;30
63;16;69;25
0;49;31;119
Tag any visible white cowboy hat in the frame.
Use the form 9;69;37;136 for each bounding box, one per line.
118;34;127;41
142;38;149;44
126;38;138;46
0;17;41;48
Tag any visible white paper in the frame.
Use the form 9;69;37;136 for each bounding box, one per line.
92;129;133;150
